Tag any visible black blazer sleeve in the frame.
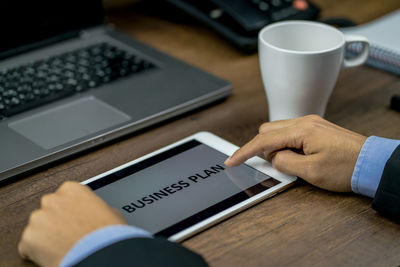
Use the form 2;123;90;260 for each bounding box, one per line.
372;145;400;222
74;237;208;267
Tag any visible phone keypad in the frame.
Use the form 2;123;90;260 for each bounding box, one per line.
248;0;315;22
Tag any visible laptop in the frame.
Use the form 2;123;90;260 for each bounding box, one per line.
0;0;231;183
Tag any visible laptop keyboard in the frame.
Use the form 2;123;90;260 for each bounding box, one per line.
0;42;155;118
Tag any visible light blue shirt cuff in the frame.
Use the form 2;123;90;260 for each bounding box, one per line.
351;136;400;198
60;225;152;267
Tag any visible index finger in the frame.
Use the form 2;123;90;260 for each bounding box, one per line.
224;126;303;167
224;134;268;167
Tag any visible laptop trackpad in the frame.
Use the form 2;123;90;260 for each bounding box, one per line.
9;97;131;149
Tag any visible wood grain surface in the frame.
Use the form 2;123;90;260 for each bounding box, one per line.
1;0;400;266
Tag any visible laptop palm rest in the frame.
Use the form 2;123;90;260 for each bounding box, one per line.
9;97;131;150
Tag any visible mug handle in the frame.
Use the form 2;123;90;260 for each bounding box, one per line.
343;34;370;68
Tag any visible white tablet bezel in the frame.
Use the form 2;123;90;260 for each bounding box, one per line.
82;131;296;242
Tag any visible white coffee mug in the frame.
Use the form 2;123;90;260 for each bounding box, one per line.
258;20;369;121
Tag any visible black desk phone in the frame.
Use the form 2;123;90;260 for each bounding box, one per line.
165;0;320;52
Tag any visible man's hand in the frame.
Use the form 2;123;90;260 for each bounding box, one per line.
18;181;128;267
225;115;367;192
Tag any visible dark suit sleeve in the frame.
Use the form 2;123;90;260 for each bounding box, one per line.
74;237;208;267
372;145;400;222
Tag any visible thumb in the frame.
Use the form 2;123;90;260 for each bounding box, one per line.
271;149;310;178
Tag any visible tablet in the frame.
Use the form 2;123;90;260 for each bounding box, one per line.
83;132;296;242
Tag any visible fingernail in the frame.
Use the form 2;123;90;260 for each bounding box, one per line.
224;157;232;165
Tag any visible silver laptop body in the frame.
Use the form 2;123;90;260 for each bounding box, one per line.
0;0;231;182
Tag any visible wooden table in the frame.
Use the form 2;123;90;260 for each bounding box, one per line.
2;0;400;266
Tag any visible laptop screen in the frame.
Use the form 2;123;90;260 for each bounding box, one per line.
0;0;104;59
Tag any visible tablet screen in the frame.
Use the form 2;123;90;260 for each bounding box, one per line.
87;140;280;237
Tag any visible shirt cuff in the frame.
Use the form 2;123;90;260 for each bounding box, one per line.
351;136;400;198
59;225;152;267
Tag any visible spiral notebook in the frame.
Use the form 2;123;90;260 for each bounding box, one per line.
341;9;400;75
